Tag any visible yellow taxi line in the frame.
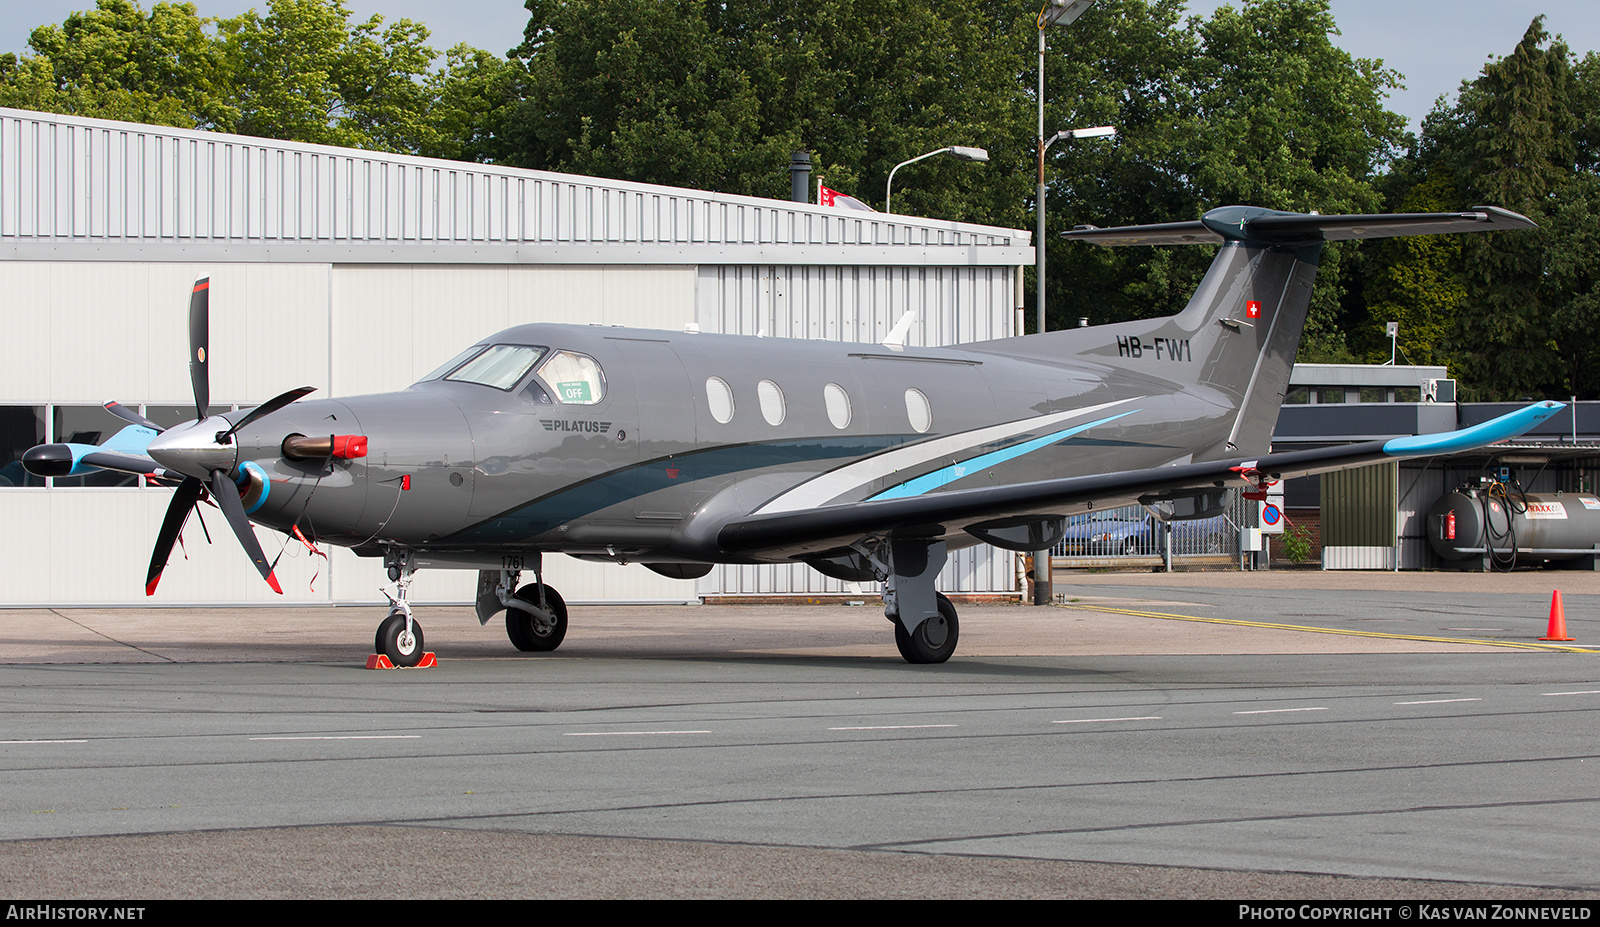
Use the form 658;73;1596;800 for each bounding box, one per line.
1057;603;1599;653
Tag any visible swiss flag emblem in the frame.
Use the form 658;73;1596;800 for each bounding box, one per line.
1246;300;1261;319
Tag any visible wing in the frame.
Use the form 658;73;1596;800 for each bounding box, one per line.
716;400;1564;559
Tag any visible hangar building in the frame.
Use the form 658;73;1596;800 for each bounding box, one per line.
0;108;1033;607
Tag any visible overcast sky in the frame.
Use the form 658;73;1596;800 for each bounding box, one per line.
2;1;1596;136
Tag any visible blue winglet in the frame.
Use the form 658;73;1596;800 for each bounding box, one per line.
1382;400;1566;457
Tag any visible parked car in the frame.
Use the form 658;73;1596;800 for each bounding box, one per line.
1058;510;1233;557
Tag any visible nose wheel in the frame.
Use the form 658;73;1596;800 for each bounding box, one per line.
376;611;425;667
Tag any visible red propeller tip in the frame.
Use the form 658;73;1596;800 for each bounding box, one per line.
266;573;282;595
145;576;161;596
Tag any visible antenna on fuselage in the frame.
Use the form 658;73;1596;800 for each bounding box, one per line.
881;310;917;351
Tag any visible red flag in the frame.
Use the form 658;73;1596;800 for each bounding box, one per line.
1246;300;1262;319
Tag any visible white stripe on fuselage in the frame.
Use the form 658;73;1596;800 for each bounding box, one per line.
752;398;1138;515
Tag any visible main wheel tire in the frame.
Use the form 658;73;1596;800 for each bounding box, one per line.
506;584;568;652
893;592;959;664
376;611;424;668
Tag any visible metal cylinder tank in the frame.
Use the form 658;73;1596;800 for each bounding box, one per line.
1428;488;1600;563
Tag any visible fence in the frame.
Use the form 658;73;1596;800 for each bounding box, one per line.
1051;490;1251;561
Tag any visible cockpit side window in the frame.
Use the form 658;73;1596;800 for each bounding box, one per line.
539;351;606;405
445;345;548;391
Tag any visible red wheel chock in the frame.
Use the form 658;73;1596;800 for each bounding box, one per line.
365;652;438;669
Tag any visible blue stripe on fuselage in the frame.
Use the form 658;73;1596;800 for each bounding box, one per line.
445;434;913;545
869;410;1140;501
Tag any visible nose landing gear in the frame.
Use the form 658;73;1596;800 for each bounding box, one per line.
374;548;431;668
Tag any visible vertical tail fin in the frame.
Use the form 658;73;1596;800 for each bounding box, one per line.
1060;205;1534;458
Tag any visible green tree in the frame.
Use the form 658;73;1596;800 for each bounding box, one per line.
1542;169;1600;398
0;0;224;128
215;0;438;151
506;0;786;197
1042;0;1405;345
505;0;1033;225
420;45;527;163
1357;166;1467;368
1371;18;1588;399
0;0;524;159
1449;17;1576;398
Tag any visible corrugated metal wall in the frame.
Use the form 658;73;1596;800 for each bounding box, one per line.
1321;462;1398;569
0;108;1029;265
0;109;1027;605
695;265;1013;345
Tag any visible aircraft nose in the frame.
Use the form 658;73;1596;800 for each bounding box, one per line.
220;398;371;538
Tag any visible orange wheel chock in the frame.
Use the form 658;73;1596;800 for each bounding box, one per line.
365;652;438;669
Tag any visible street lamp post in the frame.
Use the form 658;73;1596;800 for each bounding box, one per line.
885;146;989;215
1034;0;1100;337
1033;0;1102;608
1035;125;1115;334
1029;124;1112;607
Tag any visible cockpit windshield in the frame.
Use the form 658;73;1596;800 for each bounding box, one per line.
447;345;547;390
419;344;548;391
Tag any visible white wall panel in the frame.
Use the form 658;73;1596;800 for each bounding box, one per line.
0;493;52;602
47;264;157;403
0;262;330;406
0;262;51;402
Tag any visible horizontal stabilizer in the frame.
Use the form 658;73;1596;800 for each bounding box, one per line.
1065;205;1534;247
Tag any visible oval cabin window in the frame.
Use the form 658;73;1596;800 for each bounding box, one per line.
824;383;852;429
904;388;932;433
757;379;786;426
706;376;735;423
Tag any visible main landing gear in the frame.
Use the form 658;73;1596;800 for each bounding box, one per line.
869;538;960;664
893;592;959;663
475;554;568;654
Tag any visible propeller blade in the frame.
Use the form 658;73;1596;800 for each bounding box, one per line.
210;468;282;594
220;386;317;443
103;401;162;432
80;451;166;478
189;277;210;421
147;477;205;595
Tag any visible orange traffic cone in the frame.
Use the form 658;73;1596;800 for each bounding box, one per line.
1541;589;1574;642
